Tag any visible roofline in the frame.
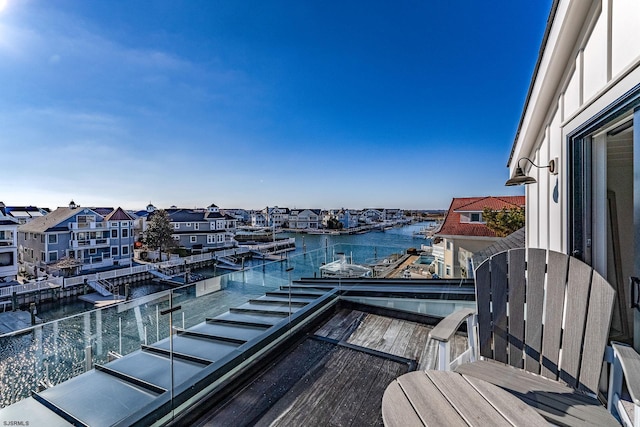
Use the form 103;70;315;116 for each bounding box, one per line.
435;234;502;242
508;0;560;166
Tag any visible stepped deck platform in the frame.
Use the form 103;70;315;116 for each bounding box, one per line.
0;282;335;426
0;278;472;426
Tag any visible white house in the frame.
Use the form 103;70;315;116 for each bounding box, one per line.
288;209;321;230
507;0;640;349
251;211;267;227
263;206;289;228
0;204;19;282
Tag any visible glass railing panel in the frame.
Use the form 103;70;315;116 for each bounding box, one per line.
0;242;457;415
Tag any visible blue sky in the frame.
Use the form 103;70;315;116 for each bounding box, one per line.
0;1;552;210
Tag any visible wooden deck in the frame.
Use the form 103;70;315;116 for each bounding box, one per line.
191;308;468;426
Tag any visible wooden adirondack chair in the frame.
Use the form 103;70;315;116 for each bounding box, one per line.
430;248;640;426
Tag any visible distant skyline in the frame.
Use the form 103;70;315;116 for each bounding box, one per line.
0;1;551;210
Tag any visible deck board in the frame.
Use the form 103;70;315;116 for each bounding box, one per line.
191;307;465;427
313;308;366;341
348;314;392;348
194;339;336;427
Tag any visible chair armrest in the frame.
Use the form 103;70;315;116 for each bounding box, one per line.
429;308;475;342
611;343;640;405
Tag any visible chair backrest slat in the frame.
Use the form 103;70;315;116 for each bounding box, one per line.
524;248;546;374
490;252;509;364
507;248;526;368
540;251;569;380
578;273;615;394
559;256;593;387
474;248;615;392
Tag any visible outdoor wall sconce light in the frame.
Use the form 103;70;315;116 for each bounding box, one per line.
505;157;558;186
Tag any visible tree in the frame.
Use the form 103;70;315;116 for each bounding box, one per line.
326;217;343;230
482;207;525;237
144;210;176;262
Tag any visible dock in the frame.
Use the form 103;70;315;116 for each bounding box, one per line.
0;310;41;335
78;293;126;308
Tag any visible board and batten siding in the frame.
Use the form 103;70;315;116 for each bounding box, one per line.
513;0;640;254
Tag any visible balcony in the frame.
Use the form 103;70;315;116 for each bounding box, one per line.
0;239;16;247
69;238;110;249
68;222;107;230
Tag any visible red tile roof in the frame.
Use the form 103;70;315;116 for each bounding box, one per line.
436;196;525;238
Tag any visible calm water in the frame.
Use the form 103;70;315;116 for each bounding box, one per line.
0;222;433;407
36;222;432;322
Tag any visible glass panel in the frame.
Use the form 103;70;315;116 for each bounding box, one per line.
0;239;473;421
569;136;592;263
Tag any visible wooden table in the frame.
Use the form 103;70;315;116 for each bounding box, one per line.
382;370;548;427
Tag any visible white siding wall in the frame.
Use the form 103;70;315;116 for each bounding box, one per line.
611;0;640;77
582;4;607;102
564;59;581;115
516;0;640;253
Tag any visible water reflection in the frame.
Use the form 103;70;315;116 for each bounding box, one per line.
0;240;418;408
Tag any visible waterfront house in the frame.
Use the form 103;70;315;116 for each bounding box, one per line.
288;209;321;230
433;196;525;278
140;203;237;253
1;204;49;225
384;208;405;223
263;206;289;228
223;208;252;225
359;208;384;224
337;208;358;229
508;0;640;348
0;203;19;282
17;201;135;276
250;210;267;227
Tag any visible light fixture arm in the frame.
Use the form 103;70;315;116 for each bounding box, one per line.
517;157;556;174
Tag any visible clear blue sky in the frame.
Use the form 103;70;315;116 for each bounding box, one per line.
0;0;552;210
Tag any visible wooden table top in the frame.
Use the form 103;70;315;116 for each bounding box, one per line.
382;370;548;426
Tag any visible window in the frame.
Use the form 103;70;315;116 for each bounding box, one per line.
174;223;180;229
48;234;58;244
194;223;199;230
122;246;129;256
48;251;58;262
470;212;482;222
111;229;118;238
446;241;452;250
173;235;180;241
40;252;45;262
186;222;191;227
111;246;118;256
190;236;197;243
218;234;224;243
446;265;451;276
210;222;216;230
89;248;97;255
0;251;14;267
207;235;215;244
41;235;45;243
122;228;129;238
120;221;128;227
